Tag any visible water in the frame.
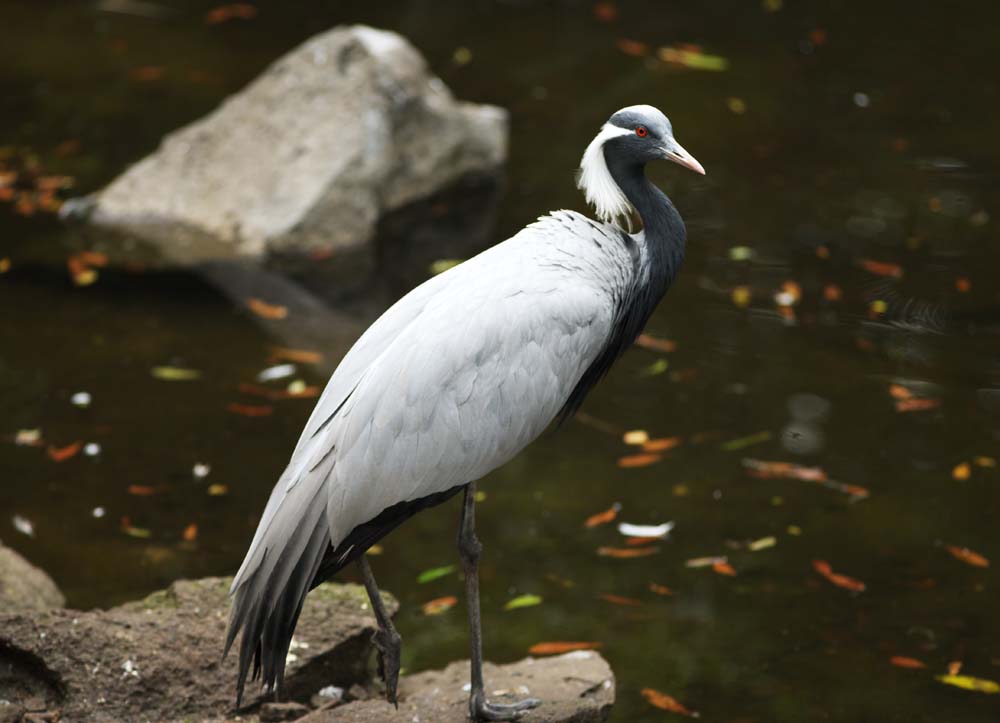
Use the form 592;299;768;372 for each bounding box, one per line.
2;1;999;721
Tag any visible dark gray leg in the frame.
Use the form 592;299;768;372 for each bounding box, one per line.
458;482;541;721
358;555;401;707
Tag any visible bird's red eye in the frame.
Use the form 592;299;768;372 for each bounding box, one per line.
635;126;648;137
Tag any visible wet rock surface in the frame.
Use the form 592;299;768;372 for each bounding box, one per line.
66;24;508;265
0;577;394;722
0;541;65;613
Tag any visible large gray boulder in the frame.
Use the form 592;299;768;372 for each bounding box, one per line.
0;541;65;612
67;25;508;264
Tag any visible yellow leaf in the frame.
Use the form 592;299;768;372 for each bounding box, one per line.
935;674;1000;694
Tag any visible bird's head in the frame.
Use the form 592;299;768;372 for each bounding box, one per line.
577;104;704;226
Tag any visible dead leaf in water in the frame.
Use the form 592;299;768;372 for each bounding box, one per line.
952;462;971;481
47;441;82;462
945;545;989;568
648;583;673;596
584;503;620;528
600;593;642;607
641;688;698;716
246;298;288;320
421;595;458;615
226;402;274;417
598;546;659;559
635;334;676;353
182;523;198;542
269;346;323;365
617;453;662;469
813;559;866;592
935;674;999;694
205;3;258;24
890;656;927;669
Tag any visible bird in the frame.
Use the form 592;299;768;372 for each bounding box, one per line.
225;104;704;721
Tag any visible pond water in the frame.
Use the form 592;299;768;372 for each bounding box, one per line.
2;1;999;721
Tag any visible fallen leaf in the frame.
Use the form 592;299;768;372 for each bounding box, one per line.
635;334;676;353
421;595;458;615
417;565;456;584
890;656;927;669
642;436;681;453
895;397;941;413
246;298;288;320
956;277;972;293
657;44;728;71
584;503;621;528
226;402;274;417
685;556;727;569
120;516;152;539
713;560;737;576
207;484;229;496
935;674;999;694
182;523;198;542
205;3;258;24
731;285;752;307
600;593;643;606
617;453;662;469
648;583;673;596
593;2;618;23
748;535;777;551
823;284;842;302
974;456;996;467
859;258;903;278
948;661;963;676
598;546;659;558
812;559;866;592
505;594;543;611
721;430;771;451
743;459;826;482
151;366;202;381
616;38;648;57
952;462;971;481
529;641;602;655
888;384;913;400
945;545;989;568
15;429;42;446
269;346;323;365
47;441;82;462
127;485;158;496
129;66;165;82
641;688;698;716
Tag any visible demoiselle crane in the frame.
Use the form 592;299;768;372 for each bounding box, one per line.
225;104;704;720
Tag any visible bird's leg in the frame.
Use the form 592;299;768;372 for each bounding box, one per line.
357;554;401;707
458;482;542;721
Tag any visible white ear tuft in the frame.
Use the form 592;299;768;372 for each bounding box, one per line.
576;123;634;228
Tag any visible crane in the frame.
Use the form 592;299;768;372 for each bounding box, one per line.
225;104;704;721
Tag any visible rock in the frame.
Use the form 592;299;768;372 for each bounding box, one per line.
300;651;615;723
0;577;396;723
0;540;65;612
67;24;508;265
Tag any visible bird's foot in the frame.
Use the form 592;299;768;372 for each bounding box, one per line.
371;627;401;707
470;692;541;721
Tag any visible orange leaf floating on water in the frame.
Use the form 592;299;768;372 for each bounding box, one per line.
642;436;681;453
890;656;927;669
129;66;165;82
127;485;158;496
246;298;288;320
952;462;971;481
945;545;989;568
974;456;996;468
593;2;618;22
617;453;662;469
947;661;963;676
600;593;642;607
598;546;659;559
743;459;827;482
205;3;258;24
47;441;82;462
616;38;649;57
421;595;458;615
529;641;602;655
227;402;274;417
640;688;698;716
649;583;673;596
120;516;152;539
812;559;866;592
858;258;903;278
626;536;661;546
889;384;913;400
713;560;737;576
584;503;620;528
635;333;676;353
956;277;972;293
895;397;940;413
822;284;842;302
182;523;198;541
269;346;323;365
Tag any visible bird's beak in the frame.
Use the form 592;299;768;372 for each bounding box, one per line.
663;139;706;176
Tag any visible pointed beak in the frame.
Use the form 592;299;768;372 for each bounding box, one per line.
663;139;706;176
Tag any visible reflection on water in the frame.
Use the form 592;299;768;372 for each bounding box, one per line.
2;1;999;721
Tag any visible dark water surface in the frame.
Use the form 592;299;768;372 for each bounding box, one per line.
2;1;999;721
